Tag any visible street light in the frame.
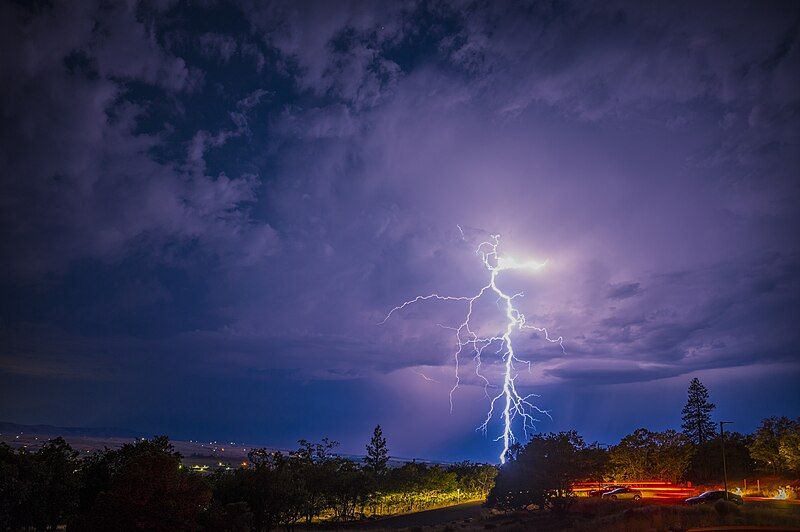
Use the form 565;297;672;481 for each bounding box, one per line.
720;421;734;500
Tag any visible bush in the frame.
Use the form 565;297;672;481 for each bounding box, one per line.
713;498;740;518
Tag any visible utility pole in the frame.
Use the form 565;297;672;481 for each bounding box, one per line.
720;421;733;500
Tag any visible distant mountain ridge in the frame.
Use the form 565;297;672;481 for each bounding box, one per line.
0;421;143;439
0;421;456;464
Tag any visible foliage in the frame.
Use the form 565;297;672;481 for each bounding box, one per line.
326;457;371;519
382;461;457;512
448;461;498;497
749;416;800;475
0;432;490;531
0;437;80;530
681;378;716;445
69;436;211;531
581;443;610;483
779;429;800;473
232;448;308;529
293;438;339;523
609;428;692;483
2;411;796;530
487;431;598;513
207;438;493;528
364;424;389;476
198;501;252;532
688;431;755;483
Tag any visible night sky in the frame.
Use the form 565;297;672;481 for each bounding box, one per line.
1;1;799;463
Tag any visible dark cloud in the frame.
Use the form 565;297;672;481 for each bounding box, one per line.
0;1;277;279
0;0;798;459
198;33;239;63
607;282;641;300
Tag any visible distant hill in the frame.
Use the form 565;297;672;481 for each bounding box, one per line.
0;422;456;465
0;421;143;439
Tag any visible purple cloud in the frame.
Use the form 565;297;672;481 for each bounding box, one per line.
0;0;797;458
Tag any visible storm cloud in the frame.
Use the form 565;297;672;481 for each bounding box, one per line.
0;0;798;460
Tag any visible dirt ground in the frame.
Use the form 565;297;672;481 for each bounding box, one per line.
359;501;486;529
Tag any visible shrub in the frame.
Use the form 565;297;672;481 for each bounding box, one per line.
713;499;740;518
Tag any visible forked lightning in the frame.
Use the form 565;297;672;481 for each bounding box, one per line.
381;233;563;463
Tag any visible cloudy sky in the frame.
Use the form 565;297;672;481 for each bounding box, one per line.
1;0;798;462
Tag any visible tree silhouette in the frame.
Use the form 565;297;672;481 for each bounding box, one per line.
364;425;389;476
487;431;595;513
689;431;755;482
681;378;716;444
609;428;691;482
2;433;503;529
70;436;210;531
32;437;80;530
0;438;81;531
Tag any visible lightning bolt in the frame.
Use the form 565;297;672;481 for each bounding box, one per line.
412;368;439;383
381;233;563;464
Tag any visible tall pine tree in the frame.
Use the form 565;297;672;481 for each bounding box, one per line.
681;378;716;444
364;424;389;475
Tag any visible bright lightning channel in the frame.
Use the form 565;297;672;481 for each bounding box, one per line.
381;234;563;464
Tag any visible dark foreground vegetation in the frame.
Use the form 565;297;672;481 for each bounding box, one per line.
1;378;798;530
475;498;800;531
0;426;495;531
487;379;800;513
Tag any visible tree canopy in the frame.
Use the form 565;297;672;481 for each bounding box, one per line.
487;431;598;513
608;428;692;483
749;416;800;475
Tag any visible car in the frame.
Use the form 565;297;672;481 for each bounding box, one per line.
589;485;626;497
602;487;642;500
685;490;743;505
